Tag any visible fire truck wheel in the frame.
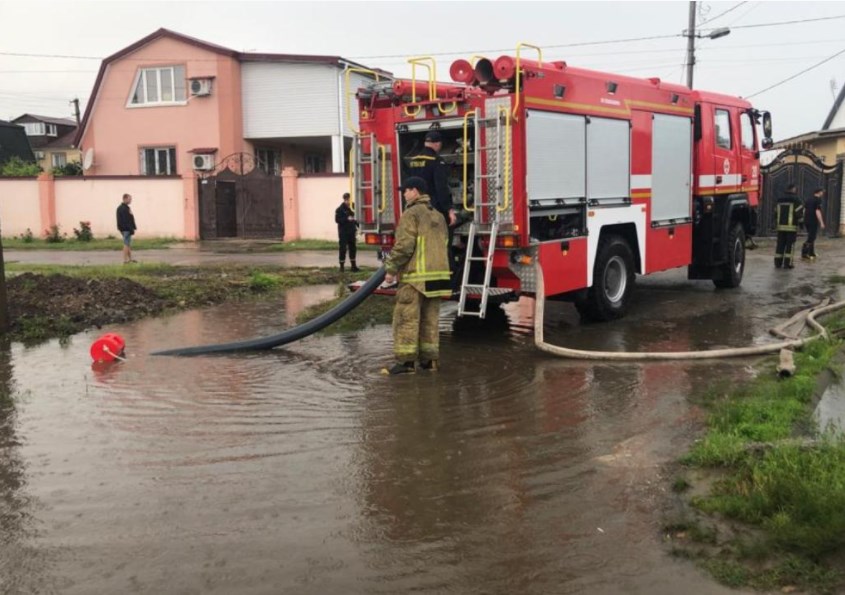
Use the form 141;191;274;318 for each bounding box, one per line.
713;223;746;289
576;235;635;322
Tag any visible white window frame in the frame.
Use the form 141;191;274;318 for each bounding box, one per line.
139;146;177;175
46;124;58;137
304;153;327;174
23;122;45;136
128;65;187;107
256;148;282;175
51;152;67;167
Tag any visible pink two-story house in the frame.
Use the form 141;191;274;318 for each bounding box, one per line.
74;28;385;239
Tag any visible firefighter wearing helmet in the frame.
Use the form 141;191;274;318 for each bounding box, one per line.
774;184;804;269
381;176;451;375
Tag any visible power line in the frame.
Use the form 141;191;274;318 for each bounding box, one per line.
349;34;684;61
745;47;845;98
724;14;845;29
701;2;747;25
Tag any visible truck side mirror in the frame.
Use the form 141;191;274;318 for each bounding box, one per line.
762;111;772;139
761;138;773;150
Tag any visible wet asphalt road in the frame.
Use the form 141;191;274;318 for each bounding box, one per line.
1;236;844;594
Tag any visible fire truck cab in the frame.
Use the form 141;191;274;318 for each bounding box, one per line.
349;48;772;321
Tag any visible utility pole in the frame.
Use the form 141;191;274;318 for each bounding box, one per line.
685;1;697;89
71;98;81;126
684;1;730;89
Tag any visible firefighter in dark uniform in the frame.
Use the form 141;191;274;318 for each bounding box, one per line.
774;184;804;269
381;177;451;375
335;192;359;272
801;187;826;260
405;130;456;226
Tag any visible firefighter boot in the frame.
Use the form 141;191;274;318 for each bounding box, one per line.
419;359;439;371
381;362;416;375
350;260;360;273
339;261;345;272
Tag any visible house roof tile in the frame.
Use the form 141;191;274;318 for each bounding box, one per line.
0;120;37;164
13;114;78;127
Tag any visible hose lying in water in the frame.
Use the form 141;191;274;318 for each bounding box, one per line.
152;267;387;356
533;267;845;361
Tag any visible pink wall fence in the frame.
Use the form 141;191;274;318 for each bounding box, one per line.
0;175;186;239
0;171;352;242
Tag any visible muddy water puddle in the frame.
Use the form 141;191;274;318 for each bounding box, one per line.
1;281;777;594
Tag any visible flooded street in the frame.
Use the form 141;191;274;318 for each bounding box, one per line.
2;242;845;594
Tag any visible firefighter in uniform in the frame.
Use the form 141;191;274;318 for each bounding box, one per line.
405;130;458;280
381;177;451;375
774;184;804;269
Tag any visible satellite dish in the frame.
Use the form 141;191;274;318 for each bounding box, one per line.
82;148;94;171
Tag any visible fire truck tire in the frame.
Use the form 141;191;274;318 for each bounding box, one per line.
575;235;635;322
713;223;746;289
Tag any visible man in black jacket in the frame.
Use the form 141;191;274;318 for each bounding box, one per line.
335;192;359;272
405;130;456;227
116;193;137;264
801;187;826;260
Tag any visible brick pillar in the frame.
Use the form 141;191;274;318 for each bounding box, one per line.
282;166;300;241
37;173;56;234
183;174;199;240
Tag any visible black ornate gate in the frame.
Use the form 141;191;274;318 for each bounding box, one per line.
759;148;841;237
198;153;284;239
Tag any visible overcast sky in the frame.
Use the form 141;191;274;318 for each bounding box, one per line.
1;0;843;141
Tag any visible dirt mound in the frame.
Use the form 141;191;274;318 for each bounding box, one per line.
7;273;172;335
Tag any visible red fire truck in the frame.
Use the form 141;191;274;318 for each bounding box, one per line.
348;45;772;320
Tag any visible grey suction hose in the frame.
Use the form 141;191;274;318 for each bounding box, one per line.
533;267;845;361
152;266;386;356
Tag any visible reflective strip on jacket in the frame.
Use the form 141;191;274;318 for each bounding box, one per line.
776;196;804;232
385;194;451;297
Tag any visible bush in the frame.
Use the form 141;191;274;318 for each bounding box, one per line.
73;221;93;242
19;228;34;243
52;161;83;177
1;156;42;177
44;224;66;243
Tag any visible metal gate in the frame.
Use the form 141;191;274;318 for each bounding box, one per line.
759;148;841;237
198;153;283;239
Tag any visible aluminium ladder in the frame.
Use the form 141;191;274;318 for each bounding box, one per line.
457;107;509;318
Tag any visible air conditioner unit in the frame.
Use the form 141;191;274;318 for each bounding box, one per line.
190;78;212;97
193;154;214;171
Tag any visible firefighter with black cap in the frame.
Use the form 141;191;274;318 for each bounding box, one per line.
774;183;804;269
381;176;451;375
406;130;456;227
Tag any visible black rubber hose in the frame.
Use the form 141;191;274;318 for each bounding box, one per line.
151;266;387;356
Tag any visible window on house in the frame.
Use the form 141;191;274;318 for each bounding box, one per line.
739;112;755;151
304;153;326;174
715;109;732;150
51;153;67;167
139;147;177;175
256;148;281;175
130;65;187;105
46;124;58;137
23;122;45;136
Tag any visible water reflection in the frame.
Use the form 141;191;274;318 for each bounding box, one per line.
0;339;52;594
0;284;755;594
